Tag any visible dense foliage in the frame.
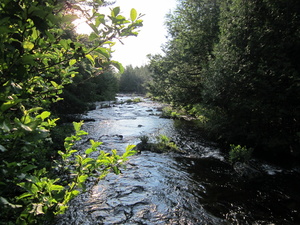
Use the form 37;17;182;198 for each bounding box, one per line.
52;60;119;114
149;0;300;161
118;65;152;94
52;31;119;115
0;0;142;223
149;0;220;104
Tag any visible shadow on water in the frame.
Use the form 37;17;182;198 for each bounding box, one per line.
56;95;300;225
176;156;300;225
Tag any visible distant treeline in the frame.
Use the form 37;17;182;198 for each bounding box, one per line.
118;65;152;94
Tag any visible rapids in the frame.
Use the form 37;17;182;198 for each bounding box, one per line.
55;95;300;225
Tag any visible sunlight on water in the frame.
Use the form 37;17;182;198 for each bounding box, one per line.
56;95;300;225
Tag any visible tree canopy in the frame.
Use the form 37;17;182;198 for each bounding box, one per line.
149;0;300;161
0;0;142;223
118;65;152;94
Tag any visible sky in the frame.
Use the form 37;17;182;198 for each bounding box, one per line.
76;0;177;67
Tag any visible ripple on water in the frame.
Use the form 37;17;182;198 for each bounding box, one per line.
55;96;300;225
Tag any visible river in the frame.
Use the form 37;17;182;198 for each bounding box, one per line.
56;94;300;225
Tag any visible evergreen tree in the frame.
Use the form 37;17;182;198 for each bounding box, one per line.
203;0;300;157
119;65;152;94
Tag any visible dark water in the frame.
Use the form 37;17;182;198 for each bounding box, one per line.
56;95;300;225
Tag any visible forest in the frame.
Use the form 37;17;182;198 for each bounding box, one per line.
120;0;300;163
1;0;300;224
148;0;300;163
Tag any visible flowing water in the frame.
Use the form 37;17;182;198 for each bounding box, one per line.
56;95;300;225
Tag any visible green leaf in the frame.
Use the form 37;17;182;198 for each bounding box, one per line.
23;41;34;51
73;121;82;132
21;164;37;173
111;60;124;73
103;41;116;47
17;120;33;131
1;99;23;112
112;166;120;174
0;27;11;34
31;27;39;40
61;14;79;23
126;144;136;152
69;59;76;66
21;55;36;64
69;150;78;155
123;150;137;158
89;32;99;41
70;190;80;198
115;15;127;22
130;8;137;21
85;54;95;65
59;40;69;50
78;175;88;183
45;30;55;41
27;107;43;114
88;23;98;34
94;47;110;59
95;14;105;27
76;130;88;136
39;111;51;120
112;7;120;17
17;192;33;200
50;81;59;88
51;185;64;191
90;140;102;148
82;158;94;165
85;148;95;155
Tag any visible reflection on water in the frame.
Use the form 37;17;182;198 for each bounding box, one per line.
56;95;300;225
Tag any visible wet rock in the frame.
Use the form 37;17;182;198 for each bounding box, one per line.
156;106;164;111
83;118;96;122
233;162;262;179
117;134;123;139
136;141;185;154
119;193;148;206
102;210;127;224
100;103;111;108
106;198;121;208
131;204;155;222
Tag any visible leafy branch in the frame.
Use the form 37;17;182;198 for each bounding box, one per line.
16;122;137;223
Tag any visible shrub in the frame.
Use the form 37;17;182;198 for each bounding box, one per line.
155;135;180;152
161;107;180;119
126;98;142;103
14;122;137;224
136;134;182;153
139;135;149;144
229;144;253;164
